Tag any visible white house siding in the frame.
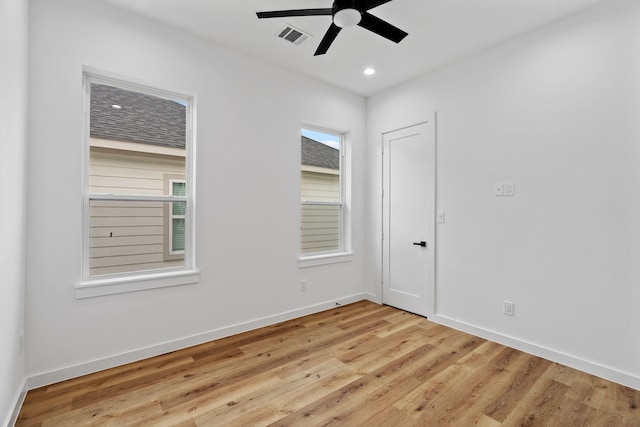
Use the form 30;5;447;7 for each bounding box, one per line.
89;145;185;196
301;169;340;253
89;142;185;276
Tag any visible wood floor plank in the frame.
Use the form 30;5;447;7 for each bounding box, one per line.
361;405;420;427
335;325;426;374
312;345;436;426
372;310;429;338
276;338;487;425
392;342;507;420
17;394;71;425
500;378;570;426
16;301;640;426
430;347;533;426
482;354;553;423
193;362;355;426
476;414;503;427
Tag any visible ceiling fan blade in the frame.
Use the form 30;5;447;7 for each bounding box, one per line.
358;12;408;43
314;23;342;56
256;8;332;19
359;0;393;11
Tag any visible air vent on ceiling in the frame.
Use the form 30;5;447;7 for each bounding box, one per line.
277;25;311;46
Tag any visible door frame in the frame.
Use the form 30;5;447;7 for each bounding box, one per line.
380;115;436;318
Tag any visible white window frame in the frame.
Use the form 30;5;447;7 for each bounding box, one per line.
299;125;353;268
77;69;199;298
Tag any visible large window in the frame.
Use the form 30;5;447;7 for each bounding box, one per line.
300;127;346;257
81;72;196;292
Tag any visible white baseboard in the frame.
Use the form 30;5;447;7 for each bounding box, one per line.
363;292;379;303
432;314;640;391
4;378;27;427
26;293;367;390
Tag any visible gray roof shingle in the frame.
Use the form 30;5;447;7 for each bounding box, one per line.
90;83;186;149
301;136;339;170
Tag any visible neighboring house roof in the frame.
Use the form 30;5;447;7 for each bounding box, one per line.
90;83;186;149
301;136;339;170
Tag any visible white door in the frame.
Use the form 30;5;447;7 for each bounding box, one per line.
382;120;435;317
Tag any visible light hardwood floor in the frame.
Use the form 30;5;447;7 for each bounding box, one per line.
16;301;640;426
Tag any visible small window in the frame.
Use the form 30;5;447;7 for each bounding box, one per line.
170;180;186;254
163;175;186;260
83;73;194;281
300;127;346;256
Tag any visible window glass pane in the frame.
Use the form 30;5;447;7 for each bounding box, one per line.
301;204;340;254
172;218;185;252
88;199;185;277
300;129;340;202
172;181;186;196
89;83;186;197
172;202;186;216
301;128;342;254
86;78;192;279
172;181;186;216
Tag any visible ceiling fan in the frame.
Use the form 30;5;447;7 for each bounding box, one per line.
256;0;408;56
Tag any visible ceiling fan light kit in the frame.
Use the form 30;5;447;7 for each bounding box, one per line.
256;0;408;56
334;8;361;28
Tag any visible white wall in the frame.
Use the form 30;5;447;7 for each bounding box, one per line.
23;0;640;399
366;0;640;389
26;0;366;383
0;0;28;424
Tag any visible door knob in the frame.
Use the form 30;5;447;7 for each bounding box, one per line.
412;241;427;247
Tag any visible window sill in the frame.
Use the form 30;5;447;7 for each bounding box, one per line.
76;269;200;299
298;252;353;268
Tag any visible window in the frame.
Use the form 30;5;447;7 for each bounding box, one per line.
79;71;197;297
164;174;186;260
170;180;186;254
300;127;351;264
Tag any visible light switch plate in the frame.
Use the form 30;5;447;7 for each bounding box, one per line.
504;181;515;196
494;182;504;196
504;301;515;316
437;211;445;223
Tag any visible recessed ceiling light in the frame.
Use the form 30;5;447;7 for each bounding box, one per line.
364;68;376;76
111;104;122;110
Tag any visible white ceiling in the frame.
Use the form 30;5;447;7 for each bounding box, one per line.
99;0;608;97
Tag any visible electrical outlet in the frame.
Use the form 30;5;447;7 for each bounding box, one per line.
300;280;307;292
504;301;515;316
494;182;504;196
